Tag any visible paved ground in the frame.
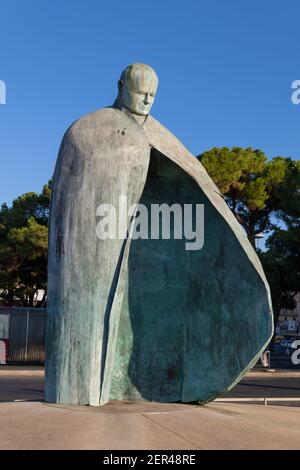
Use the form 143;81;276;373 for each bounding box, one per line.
0;368;44;402
0;365;300;449
1;366;300;402
1;400;300;450
226;376;300;398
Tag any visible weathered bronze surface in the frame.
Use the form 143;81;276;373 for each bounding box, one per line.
45;64;273;406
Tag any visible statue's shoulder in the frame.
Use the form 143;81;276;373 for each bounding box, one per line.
145;114;194;160
145;114;176;140
145;115;223;197
66;107;120;138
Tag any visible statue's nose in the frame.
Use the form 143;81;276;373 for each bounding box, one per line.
144;94;150;105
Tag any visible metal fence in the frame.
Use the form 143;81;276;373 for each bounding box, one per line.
0;307;46;364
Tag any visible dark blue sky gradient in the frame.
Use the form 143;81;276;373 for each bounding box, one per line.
1;0;300;204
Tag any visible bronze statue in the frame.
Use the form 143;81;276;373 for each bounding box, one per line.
45;64;273;406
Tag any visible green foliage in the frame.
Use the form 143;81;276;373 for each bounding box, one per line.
259;222;300;324
273;159;300;219
198;147;300;319
198;148;300;247
0;181;51;307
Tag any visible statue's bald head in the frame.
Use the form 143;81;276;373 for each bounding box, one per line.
115;63;158;116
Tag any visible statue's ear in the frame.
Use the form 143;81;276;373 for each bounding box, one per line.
118;80;123;92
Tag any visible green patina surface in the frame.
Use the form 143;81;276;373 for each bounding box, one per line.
46;106;273;406
108;150;272;403
46;64;273;406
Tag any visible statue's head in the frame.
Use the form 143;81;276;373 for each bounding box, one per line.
115;63;158;116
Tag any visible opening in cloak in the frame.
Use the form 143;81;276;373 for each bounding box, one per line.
105;148;271;403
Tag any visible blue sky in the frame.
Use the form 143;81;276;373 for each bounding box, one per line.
1;0;300;205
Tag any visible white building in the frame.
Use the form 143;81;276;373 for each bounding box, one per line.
277;292;300;337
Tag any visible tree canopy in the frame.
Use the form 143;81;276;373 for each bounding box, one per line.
0;182;51;307
198;147;300;325
198;147;300;247
259;224;300;318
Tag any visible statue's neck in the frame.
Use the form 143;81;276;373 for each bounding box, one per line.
131;114;147;126
113;99;148;127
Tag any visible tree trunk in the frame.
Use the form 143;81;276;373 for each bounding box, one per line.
248;215;256;250
7;289;14;307
29;292;35;308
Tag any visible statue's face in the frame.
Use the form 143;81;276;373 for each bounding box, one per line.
120;68;158;116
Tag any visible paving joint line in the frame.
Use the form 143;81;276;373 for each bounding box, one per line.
141;413;201;450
